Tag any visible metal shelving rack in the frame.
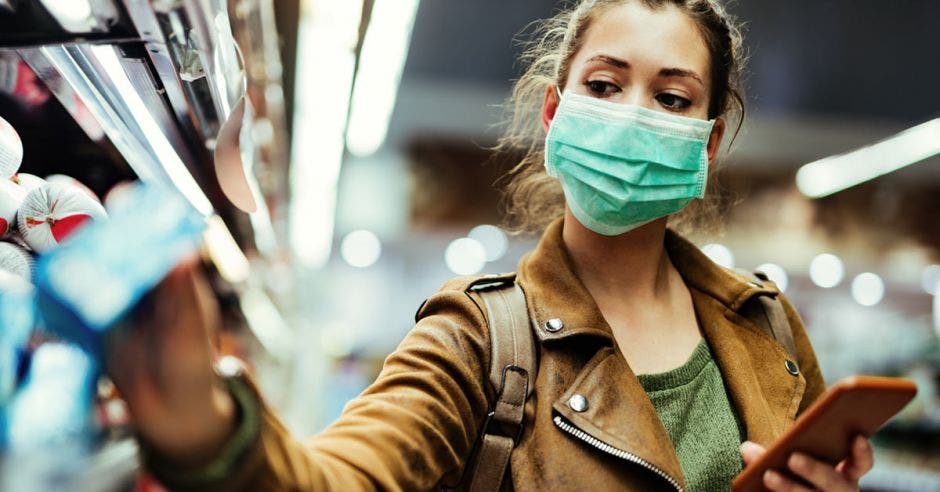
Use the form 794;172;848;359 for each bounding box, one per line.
0;1;293;489
0;0;291;259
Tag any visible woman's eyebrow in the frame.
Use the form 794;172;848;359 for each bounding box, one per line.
587;54;629;69
659;68;705;88
586;55;705;88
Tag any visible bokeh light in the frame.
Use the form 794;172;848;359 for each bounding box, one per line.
702;244;735;269
755;263;789;292
851;272;885;307
340;230;382;268
809;253;845;288
468;224;509;262
445;237;486;275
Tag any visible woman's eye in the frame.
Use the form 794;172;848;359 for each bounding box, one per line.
656;93;692;110
585;80;620;96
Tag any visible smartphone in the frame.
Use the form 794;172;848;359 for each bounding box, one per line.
731;375;917;492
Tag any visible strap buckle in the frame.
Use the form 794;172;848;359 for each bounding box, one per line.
479;365;528;444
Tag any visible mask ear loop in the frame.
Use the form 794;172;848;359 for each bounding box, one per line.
555;85;563;100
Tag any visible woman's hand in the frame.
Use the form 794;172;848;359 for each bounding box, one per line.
104;257;236;468
740;436;874;491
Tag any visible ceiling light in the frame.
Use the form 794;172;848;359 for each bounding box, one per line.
346;0;420;156
797;118;940;198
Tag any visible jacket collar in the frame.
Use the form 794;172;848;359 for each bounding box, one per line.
516;217;779;345
516;217;805;469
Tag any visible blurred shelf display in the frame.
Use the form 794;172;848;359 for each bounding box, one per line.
0;0;291;260
0;1;294;489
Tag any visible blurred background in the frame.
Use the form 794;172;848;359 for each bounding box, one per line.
0;0;937;490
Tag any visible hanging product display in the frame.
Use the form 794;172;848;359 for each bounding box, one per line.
45;174;99;201
11;172;45;192
0;178;25;238
0;241;32;280
0;115;21;179
0;269;34;405
17;182;107;252
34;183;205;356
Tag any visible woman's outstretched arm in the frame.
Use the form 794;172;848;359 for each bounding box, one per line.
106;260;493;491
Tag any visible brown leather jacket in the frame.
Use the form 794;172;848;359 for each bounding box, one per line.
209;218;826;491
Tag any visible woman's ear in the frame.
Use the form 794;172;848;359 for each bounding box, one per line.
541;85;560;132
706;118;726;165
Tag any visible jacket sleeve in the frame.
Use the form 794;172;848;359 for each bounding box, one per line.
149;284;494;491
778;294;826;415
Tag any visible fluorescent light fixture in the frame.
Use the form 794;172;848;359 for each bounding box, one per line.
39;0;96;32
203;215;250;284
345;0;420;157
923;264;940;295
797;118;940;198
91;45;214;216
288;0;363;269
239;285;294;362
934;289;940;339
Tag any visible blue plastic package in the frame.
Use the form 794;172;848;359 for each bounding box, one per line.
0;343;98;490
34;183;207;357
0;272;37;405
0;343;97;451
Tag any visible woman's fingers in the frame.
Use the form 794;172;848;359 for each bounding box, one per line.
787;452;856;491
763;469;815;492
740;440;766;466
835;435;875;482
750;436;873;491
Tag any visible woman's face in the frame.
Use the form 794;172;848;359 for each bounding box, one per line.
544;2;721;135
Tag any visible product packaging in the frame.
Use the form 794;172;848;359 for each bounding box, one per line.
34;183;206;357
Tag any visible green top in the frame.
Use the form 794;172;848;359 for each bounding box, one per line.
637;339;745;491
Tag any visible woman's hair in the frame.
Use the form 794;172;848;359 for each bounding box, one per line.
496;0;746;236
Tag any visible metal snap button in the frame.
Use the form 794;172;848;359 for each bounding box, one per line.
568;394;588;412
544;318;564;333
785;360;800;376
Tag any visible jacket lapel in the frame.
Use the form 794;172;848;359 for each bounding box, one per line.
516;217;807;488
518;219;686;488
695;289;807;446
665;229;808;446
551;346;687;490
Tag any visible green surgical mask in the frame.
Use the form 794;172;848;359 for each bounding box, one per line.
545;90;716;236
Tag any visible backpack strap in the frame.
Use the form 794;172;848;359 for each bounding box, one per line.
737;269;798;361
464;275;535;492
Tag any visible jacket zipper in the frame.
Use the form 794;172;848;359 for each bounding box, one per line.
553;415;683;492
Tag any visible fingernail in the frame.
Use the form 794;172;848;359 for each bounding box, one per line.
764;470;781;487
789;453;806;470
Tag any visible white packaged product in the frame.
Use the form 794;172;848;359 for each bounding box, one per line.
44;174;98;201
0;242;32;280
0;179;26;238
11;173;45;193
17;183;107;252
0;116;22;179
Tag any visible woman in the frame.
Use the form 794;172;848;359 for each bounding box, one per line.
106;0;875;490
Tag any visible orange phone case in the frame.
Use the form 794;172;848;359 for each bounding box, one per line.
731;375;917;492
